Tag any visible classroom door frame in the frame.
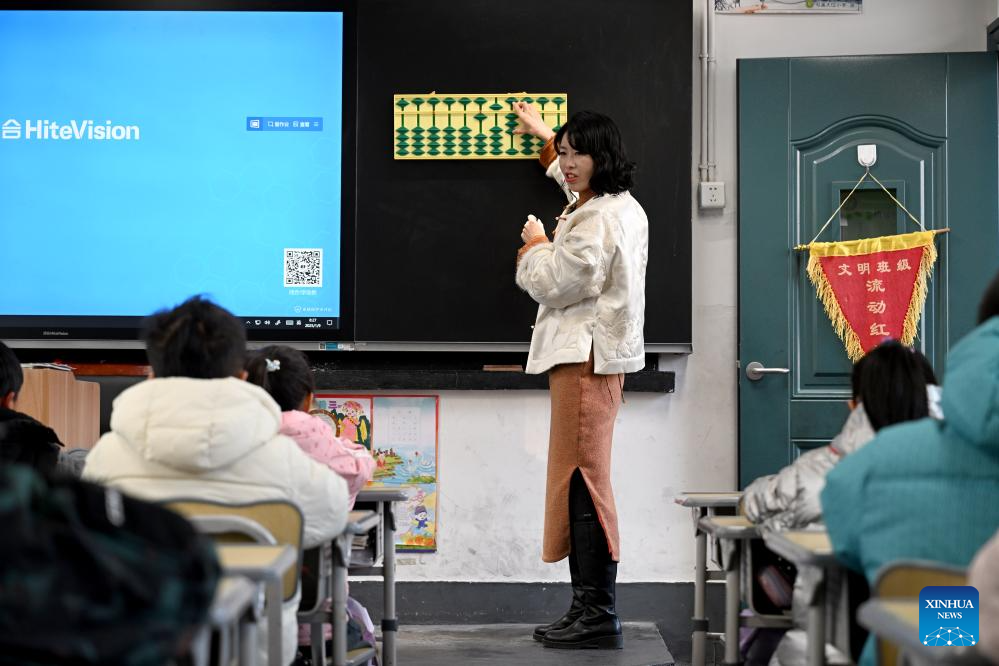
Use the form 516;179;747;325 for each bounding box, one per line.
736;52;999;487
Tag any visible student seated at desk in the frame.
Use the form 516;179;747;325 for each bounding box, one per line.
742;341;939;666
245;345;377;659
0;341;63;473
821;274;999;666
0;464;220;665
83;296;350;666
246;345;375;508
969;527;999;664
744;340;940;532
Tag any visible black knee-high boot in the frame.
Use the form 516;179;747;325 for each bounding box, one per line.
532;546;583;641
543;470;623;650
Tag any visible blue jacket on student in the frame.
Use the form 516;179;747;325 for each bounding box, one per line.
821;317;999;666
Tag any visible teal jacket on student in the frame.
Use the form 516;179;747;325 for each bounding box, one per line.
821;317;999;666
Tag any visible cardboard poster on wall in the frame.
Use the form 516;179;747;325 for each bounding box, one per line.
313;393;440;553
312;395;373;450
716;0;861;14
372;396;439;552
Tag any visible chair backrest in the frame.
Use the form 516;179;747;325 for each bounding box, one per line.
166;499;304;602
297;545;332;615
873;560;967;666
309;408;342;437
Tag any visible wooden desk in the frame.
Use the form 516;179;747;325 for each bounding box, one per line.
763;530;837;666
217;545;296;666
354;487;411;666
195;576;260;666
859;599;984;666
331;511;380;666
699;514;761;666
18;367;100;448
676;491;746;509
699;515;759;541
675;491;743;666
763;530;835;567
347;509;381;532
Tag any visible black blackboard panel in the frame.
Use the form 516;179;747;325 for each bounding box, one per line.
355;0;691;345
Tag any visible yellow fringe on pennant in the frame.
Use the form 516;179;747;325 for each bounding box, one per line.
904;238;937;348
803;231;940;362
806;253;866;362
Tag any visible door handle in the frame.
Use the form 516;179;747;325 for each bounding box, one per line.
745;361;790;381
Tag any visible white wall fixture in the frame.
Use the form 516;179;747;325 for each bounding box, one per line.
699;181;726;209
857;144;877;167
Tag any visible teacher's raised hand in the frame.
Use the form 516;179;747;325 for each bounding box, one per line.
513;102;555;142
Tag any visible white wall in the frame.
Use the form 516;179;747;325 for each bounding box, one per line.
391;0;994;584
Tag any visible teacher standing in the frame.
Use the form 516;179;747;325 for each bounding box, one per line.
513;103;649;650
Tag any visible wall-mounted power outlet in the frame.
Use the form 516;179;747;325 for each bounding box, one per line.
699;181;726;209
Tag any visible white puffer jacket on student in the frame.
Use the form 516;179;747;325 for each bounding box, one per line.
743;386;943;533
744;387;943;666
516;160;649;375
83;376;349;666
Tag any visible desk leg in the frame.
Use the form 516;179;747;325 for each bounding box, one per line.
266;578;283;666
807;574;826;666
333;545;348;666
190;625;210;666
724;543;741;666
383;501;398;666
692;528;708;666
242;615;259;666
217;624;231;666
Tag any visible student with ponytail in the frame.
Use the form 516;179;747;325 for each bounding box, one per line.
246;345;375;507
246;345;376;659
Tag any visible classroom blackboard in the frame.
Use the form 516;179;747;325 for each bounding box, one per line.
355;0;691;348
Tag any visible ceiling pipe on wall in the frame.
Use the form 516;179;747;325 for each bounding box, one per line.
698;0;717;183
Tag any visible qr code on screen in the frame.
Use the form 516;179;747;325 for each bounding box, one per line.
284;248;323;287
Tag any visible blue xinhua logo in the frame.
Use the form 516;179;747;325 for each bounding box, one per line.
919;586;979;647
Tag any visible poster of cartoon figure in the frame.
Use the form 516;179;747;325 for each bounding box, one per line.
372;396;439;552
311;393;440;552
312;395;373;451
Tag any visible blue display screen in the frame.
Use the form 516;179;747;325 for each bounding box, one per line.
0;10;344;329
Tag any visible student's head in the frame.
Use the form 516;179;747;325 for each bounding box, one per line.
977;269;999;324
142;296;246;379
554;111;636;196
245;345;315;412
0;341;23;409
851;340;937;431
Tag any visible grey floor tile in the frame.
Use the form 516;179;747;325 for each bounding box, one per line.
394;622;675;666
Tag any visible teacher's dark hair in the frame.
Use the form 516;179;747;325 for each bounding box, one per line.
555;111;636;195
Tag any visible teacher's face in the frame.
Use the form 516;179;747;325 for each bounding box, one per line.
558;135;595;196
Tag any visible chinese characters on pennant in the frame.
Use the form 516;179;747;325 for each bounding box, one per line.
804;231;938;361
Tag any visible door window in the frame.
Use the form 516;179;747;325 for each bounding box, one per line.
839;188;898;241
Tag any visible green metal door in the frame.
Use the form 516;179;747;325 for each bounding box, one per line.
738;53;999;486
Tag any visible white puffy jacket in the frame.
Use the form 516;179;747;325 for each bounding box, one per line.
743;386;943;533
516;159;649;375
83;376;349;666
744;386;943;666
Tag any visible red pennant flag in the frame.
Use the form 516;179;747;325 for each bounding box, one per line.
804;231;939;361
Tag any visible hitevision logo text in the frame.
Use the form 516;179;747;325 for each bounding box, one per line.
2;119;140;141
